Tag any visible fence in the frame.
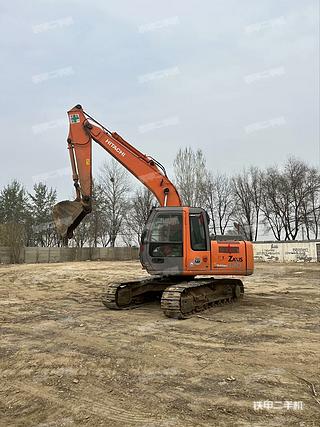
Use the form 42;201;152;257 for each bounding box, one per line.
254;240;320;263
0;246;139;264
0;241;319;264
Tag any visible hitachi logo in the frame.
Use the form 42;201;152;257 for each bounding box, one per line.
106;139;126;157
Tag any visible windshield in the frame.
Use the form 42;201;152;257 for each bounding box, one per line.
149;213;183;257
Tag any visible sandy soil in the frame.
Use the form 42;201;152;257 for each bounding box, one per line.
0;261;319;427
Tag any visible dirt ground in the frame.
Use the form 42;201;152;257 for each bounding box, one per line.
0;261;319;427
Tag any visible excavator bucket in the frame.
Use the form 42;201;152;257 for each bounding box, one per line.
53;200;89;239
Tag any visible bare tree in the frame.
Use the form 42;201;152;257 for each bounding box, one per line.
232;167;262;241
299;166;320;239
173;147;208;207
84;182;110;247
72;219;90;247
309;187;320;240
270;158;314;240
124;187;157;245
250;167;263;241
282;158;310;240
260;159;319;240
205;173;235;235
260;167;284;240
98;160;130;247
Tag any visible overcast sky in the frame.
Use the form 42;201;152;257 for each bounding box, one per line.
0;0;319;199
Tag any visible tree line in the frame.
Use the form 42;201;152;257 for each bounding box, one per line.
0;150;319;261
174;149;320;241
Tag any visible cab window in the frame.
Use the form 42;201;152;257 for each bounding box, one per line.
190;213;207;251
149;213;183;257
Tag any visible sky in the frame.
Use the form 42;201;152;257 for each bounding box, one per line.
0;0;319;200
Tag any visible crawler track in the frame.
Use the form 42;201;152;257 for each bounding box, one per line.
102;279;161;309
161;278;244;319
102;277;182;310
103;277;244;318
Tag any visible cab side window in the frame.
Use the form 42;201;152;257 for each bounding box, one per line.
190;213;207;251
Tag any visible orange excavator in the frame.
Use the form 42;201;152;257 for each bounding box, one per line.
53;105;254;318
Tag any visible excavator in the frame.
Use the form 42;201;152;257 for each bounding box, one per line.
53;105;254;318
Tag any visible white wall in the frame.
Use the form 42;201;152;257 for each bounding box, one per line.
254;241;320;263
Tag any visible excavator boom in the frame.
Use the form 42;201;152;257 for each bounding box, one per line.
53;105;181;239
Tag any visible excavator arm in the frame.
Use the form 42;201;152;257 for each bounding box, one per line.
53;105;182;239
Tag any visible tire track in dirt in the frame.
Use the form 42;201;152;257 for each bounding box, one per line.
15;381;158;426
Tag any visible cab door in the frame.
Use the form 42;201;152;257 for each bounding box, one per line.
140;207;184;275
185;209;210;274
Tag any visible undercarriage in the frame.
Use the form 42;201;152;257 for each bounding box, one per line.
102;277;244;319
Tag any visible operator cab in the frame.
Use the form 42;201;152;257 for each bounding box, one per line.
140;206;210;276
